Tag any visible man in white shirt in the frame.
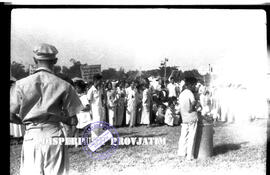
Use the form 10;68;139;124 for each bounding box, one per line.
87;74;105;139
177;77;199;160
167;77;178;101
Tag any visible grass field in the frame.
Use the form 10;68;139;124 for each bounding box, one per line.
10;119;268;175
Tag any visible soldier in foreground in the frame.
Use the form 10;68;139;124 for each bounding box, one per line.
10;43;83;175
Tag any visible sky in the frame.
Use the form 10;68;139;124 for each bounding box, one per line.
11;9;268;84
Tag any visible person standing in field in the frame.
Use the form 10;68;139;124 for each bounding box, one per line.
87;74;105;139
73;80;92;147
125;82;131;126
126;81;138;127
167;77;178;101
136;83;143;125
106;81;117;126
177;77;199;160
115;81;126;127
140;82;151;126
10;43;83;175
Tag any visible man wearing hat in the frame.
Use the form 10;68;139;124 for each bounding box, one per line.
10;43;83;175
177;76;199;160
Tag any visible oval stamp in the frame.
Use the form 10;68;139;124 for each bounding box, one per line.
82;121;119;160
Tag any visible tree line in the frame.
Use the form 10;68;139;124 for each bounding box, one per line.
10;59;211;85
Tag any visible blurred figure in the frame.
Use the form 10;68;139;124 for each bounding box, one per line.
125;82;131;126
155;104;166;125
199;90;212;117
210;86;220;124
164;99;177;126
136;83;143;125
10;76;25;143
157;80;168;105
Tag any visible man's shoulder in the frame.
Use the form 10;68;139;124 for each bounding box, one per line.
89;85;96;90
87;85;97;93
18;72;72;88
179;89;193;97
46;73;74;89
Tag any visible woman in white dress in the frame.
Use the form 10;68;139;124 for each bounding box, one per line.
140;84;151;126
125;82;131;126
126;81;138;127
106;81;117;126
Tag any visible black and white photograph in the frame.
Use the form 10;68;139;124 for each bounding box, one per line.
9;5;270;175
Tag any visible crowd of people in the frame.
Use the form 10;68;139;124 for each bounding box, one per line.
9;43;236;174
70;75;215;133
10;71;217;141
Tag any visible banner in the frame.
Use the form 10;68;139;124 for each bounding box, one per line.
29;64;37;75
80;64;101;82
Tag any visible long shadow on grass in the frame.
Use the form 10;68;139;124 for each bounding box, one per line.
213;142;249;156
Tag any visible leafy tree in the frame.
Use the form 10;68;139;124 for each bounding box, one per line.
126;70;140;82
53;65;62;74
10;61;28;80
68;60;82;78
101;68;117;80
182;69;203;82
142;69;160;78
159;66;178;80
61;66;69;76
116;67;126;80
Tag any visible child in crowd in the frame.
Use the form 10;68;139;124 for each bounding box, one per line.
155;104;166;125
164;99;177;126
199;90;212;117
173;97;181;126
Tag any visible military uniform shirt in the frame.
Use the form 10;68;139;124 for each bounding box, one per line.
10;67;83;124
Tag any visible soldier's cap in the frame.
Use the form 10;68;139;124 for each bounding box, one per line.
33;43;58;60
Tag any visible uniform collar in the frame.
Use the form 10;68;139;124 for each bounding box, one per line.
34;67;54;74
